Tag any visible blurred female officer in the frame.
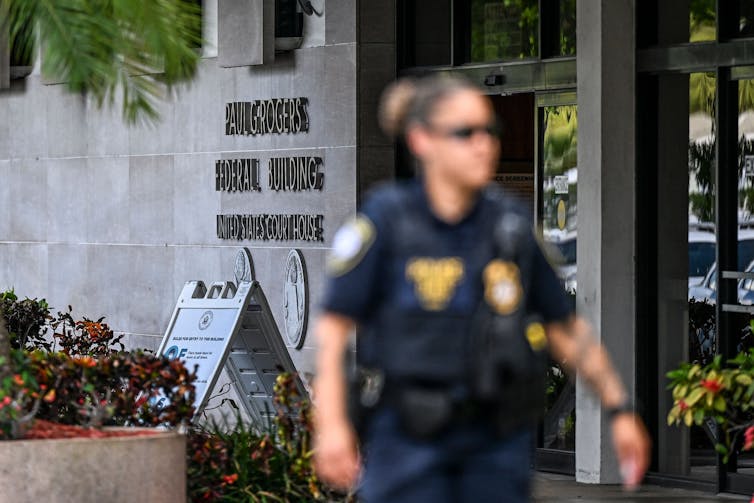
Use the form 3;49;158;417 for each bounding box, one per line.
313;74;649;503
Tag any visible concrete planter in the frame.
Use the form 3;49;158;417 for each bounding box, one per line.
0;429;186;503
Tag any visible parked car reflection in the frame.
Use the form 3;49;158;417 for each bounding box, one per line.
543;229;576;292
687;228;754;302
688;259;754;305
688;262;717;303
688;224;715;287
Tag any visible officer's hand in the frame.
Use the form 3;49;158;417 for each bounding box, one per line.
314;419;361;491
611;412;651;490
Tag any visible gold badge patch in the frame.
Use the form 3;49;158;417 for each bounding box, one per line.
483;260;523;315
406;257;465;311
525;322;548;351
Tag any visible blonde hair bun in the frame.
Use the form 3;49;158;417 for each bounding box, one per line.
378;78;417;138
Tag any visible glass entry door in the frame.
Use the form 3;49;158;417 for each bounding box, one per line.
638;65;754;494
715;69;754;494
482;89;579;473
535;92;578;472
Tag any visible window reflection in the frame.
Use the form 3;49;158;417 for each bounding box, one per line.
470;0;538;62
738;78;754;307
542;105;578;294
559;0;576;56
687;72;717;481
688;72;716;319
540;104;577;453
732;78;754;478
686;76;754;478
690;0;716;43
688;72;716;231
741;1;754;37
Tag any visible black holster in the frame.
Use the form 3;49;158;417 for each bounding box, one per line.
347;366;385;440
350;373;458;441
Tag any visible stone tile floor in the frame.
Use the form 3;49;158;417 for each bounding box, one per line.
532;473;751;502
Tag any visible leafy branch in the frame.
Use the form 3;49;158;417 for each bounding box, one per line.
1;0;202;124
668;349;754;462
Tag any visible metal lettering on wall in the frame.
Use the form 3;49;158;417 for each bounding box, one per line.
217;214;324;242
225;98;310;136
217;98;324;243
268;156;324;191
215;159;262;192
216;156;324;193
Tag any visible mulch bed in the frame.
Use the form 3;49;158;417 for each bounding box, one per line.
22;419;159;440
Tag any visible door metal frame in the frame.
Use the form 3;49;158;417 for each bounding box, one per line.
533;90;578;475
636;26;754;496
396;0;580;477
403;58;579;474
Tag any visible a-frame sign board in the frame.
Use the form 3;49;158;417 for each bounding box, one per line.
157;280;307;424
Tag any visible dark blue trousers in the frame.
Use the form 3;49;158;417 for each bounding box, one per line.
359;408;532;503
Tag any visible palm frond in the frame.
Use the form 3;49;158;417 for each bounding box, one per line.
1;0;202;124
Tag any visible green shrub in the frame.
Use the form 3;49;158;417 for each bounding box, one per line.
1;289;51;351
667;350;754;461
0;289;346;502
49;307;125;356
30;351;196;428
0;289;195;436
187;373;351;503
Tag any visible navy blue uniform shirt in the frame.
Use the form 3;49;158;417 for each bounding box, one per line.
322;179;573;381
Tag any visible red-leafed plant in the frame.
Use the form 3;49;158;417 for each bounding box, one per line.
0;291;196;438
187;373;352;503
0;290;349;501
668;350;754;462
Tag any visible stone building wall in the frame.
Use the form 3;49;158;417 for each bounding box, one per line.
0;1;386;394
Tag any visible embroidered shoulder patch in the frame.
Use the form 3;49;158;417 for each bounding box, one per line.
327;214;377;277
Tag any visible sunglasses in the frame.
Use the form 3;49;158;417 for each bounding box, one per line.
426;122;501;140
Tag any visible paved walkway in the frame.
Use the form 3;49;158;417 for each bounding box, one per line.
532;473;751;502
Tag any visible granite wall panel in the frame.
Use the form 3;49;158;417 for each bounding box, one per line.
0;99;9;159
128;98;177;156
0;2;377;410
218;0;274;68
325;0;356;45
0;160;10;239
9;158;47;243
86;93;130;158
7;78;49;160
172;153;219;245
45;85;87;158
129;155;173;245
45;243;90;318
125;245;177;336
87;157;130;244
46;158;86;243
0;244;48;300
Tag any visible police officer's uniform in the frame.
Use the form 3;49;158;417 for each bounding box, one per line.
322;178;574;503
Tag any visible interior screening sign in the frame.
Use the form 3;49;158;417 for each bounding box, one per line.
161;307;239;403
